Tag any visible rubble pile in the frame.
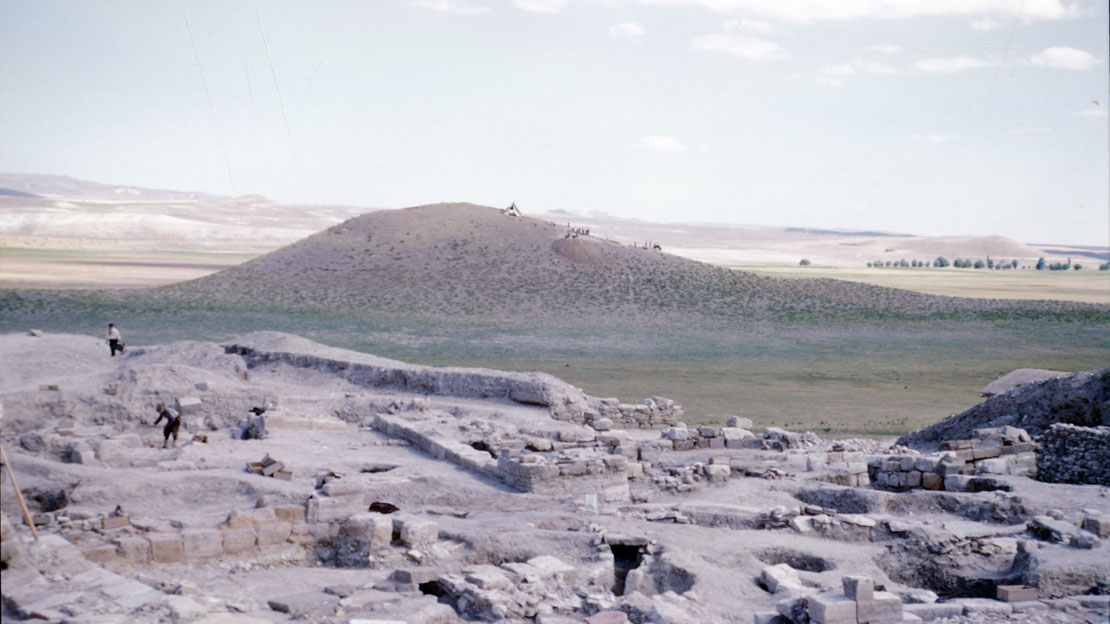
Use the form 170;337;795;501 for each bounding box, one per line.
1035;423;1110;486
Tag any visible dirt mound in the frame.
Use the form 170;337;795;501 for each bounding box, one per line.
148;203;1107;325
896;366;1110;449
896;235;1043;260
980;368;1069;397
552;237;610;266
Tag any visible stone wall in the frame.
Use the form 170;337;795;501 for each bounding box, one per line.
588;397;683;430
225;344;590;420
1036;424;1110;486
870;427;1036;492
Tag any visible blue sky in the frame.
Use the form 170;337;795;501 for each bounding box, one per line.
1;0;1107;245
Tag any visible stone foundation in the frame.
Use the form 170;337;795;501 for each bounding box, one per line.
1036;424;1110;486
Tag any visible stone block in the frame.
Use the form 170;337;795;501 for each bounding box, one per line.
972;446;1001;460
464;564;511;590
950;598;1012;617
899;457;915;471
673;439;694;451
315;494;364;522
708;437;725;449
856;591;902;623
760;564;800;594
726;416;753;429
705;464;730;482
175;396;202;416
342;513;392;550
1082;515;1110;537
698;426;720;438
267;592;339;618
225;507;279;529
842;575;874;601
272;505;306;525
808;591;856;624
997;585;1036;602
943;475;971;492
398;518;438;549
81;543;117;564
906;471;922;488
220;528;257;553
181;529;222;560
903;603;962;620
256;522;291;546
922;473;942;490
978;458;1008;474
114;536;151;563
148;533;184;562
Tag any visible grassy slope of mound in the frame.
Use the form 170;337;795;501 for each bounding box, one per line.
146;203;1103;326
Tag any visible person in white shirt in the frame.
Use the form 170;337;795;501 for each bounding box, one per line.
107;323;122;356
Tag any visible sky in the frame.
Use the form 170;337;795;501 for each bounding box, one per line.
1;0;1107;246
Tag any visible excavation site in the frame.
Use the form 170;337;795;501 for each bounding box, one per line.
1;331;1107;624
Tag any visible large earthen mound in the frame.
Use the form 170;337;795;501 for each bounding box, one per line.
151;203;1106;324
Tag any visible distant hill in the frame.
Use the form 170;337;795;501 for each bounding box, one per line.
0;173;221;202
155;203;1103;324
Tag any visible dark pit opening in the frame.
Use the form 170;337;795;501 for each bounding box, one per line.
360;464;398;474
469;441;497;458
610;544;643;595
757;547;834;573
419;580;446;598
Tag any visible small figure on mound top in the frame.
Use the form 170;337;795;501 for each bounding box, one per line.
153;403;182;449
503;202;521;217
107;323;124;356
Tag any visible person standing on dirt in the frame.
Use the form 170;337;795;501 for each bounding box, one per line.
107;323;123;356
152;403;181;449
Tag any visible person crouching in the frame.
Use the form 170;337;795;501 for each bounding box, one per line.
153;403;181;449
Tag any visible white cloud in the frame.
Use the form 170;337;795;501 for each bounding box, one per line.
817;77;843;88
1029;47;1098;70
916;55;995;72
867;44;903;54
909;134;963;143
822;58;900;80
723;17;774;34
411;0;490;14
635;135;688;153
1074;107;1107;118
631;0;1080;22
512;0;569;13
1008;126;1051;135
610;22;646;40
692;33;788;61
970;16;1001;30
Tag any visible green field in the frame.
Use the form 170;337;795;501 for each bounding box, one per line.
2;290;1105;437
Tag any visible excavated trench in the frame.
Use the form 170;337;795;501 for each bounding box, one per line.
756;547;835;573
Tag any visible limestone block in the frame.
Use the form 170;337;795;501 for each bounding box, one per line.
81;544;117;564
526;555;576;578
225;507;279;529
842;576;874;601
272;505;306;525
673;439;694;451
760;564;800;594
175;397;202;415
705;464;730;482
856;591;902;623
398;519;438;549
978;457;1009;474
591;418;614;431
997;585;1036;602
943;475;971;492
315;494;365;523
950;598;1012;617
148;533;184;562
181;529;222;560
665;427;689;441
708;437;725;449
721;427;753;441
903;603;962;620
220;528;256;554
627;462;644;478
342;514;391;550
585;611;629;623
809;592;856;624
1082;515;1110;537
464;564;511;590
113;537;151;563
922;473;942;490
726;416;753;429
972;446;1001;460
267;592;339;618
256;522;291;546
906;471;922;488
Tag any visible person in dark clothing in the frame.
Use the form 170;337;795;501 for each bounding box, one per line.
153;403;181;449
107;323;122;356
